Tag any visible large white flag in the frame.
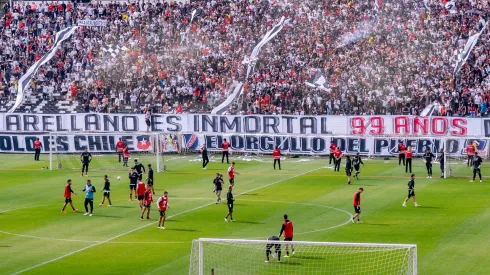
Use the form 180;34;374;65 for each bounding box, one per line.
454;22;487;75
8;26;78;113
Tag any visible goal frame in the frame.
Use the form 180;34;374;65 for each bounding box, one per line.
48;131;172;172
443;136;490;178
190;238;417;275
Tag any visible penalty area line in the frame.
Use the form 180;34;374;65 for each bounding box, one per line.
10;166;323;275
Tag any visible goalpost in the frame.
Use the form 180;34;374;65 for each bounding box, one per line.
189;238;417;275
443;137;490;178
48;132;181;172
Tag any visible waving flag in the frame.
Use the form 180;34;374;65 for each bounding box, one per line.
8;26;78;113
305;69;330;92
181;8;203;45
102;44;128;58
244;16;285;78
454;22;487;75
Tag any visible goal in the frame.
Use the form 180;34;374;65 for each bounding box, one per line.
48;132;181;172
444;137;490;178
189;238;417;275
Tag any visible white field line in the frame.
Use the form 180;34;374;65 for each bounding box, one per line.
0;199;351;244
10;167;324;275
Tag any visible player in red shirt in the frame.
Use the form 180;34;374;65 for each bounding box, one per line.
61;179;78;213
279;214;294;257
273;147;281;170
398;141;406;166
116;138;125;163
221;138;230;164
467;141;476;167
329;141;336;165
333;147;342;172
122;146;131;167
228;162;240;187
405;147;413;173
140;185;153;220
352;187;364;223
34;138;42;161
136;180;146;210
157;191;169;229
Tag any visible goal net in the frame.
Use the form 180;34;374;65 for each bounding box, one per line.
444;137;490;178
48;132;181;172
189;238;417;275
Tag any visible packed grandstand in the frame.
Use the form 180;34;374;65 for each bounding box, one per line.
0;0;489;116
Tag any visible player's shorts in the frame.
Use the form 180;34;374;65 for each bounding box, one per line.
228;203;233;212
145;119;150;127
144;204;151;208
64;198;72;203
229;178;234;185
408;190;415;198
468;155;474;158
284;237;293;241
346;169;351;176
473;168;481;173
103;191;110;198
426;162;432;168
266;243;281;251
147;179;153;186
159;210;166;217
215;189;222;195
354;205;361;214
130;184;136;190
137;195;144;201
137;173;143;180
354;165;360;172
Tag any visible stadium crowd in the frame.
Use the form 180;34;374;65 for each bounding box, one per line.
0;0;489;116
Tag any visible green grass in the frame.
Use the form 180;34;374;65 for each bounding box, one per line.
0;154;489;275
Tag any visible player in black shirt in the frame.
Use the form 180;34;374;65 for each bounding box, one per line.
128;167;139;200
437;149;445;178
99;175;112;206
345;155;352;185
423;148;435;178
224;186;235;222
403;174;420;207
80;149;92;177
353;153;364;179
265;236;281;263
213;173;224;204
470;151;483;183
147;164;155;194
134;159;146;180
201;144;209;169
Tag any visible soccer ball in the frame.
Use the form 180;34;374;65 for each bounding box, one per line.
117;176;121;180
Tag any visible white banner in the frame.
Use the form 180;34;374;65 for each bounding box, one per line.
181;133;490;157
0;114;489;137
2;132;488;157
78;20;108;27
0;132;179;153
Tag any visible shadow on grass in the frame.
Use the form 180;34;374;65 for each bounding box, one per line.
234;221;264;225
167;228;199;232
292;255;325;260
278;261;301;266
167;219;182;222
0;245;10;247
96;215;123;218
240;193;259;196
109;205;133;209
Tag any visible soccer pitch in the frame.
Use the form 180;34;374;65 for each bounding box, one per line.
1;154;489;275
